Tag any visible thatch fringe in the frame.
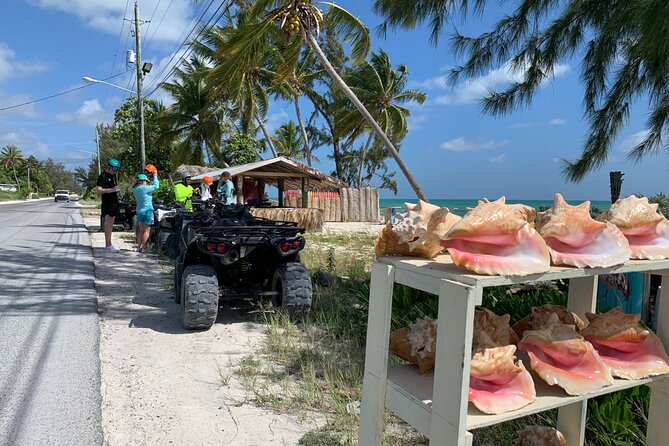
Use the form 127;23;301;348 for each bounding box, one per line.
250;207;324;232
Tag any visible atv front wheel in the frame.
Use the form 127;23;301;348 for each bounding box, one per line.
159;230;178;258
181;265;219;330
271;262;312;318
173;257;183;303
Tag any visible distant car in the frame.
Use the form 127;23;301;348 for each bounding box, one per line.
54;189;70;202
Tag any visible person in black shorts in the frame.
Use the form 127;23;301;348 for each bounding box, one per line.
96;159;122;253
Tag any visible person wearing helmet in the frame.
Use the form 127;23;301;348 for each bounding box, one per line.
200;176;213;201
96;159;122;253
133;168;160;253
216;171;234;205
174;173;194;210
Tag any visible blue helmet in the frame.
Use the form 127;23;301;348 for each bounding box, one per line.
108;159;121;168
136;173;148;182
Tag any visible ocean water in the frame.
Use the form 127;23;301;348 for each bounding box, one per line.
380;198;612;217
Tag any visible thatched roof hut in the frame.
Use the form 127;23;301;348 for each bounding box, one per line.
190;157;345;190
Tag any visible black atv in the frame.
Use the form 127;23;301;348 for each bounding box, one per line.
154;199;212;258
99;199;136;232
173;204;312;330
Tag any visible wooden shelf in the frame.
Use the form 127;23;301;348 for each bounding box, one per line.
385;363;669;434
358;255;669;446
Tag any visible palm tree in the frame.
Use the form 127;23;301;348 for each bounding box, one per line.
339;49;426;187
200;10;279;158
158;56;229;166
211;0;428;201
23;156;40;193
271;120;320;163
268;47;324;167
0;145;24;193
374;0;669;182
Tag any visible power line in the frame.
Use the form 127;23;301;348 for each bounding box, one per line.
0;71;129;112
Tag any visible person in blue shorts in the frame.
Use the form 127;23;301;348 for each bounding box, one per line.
133;165;159;253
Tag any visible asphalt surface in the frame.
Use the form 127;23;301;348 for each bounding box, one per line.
0;200;103;445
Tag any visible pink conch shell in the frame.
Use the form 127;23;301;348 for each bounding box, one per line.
469;345;536;414
473;308;519;352
440;197;551;276
600;195;669;259
518;324;613;395
375;201;460;259
581;308;669;379
512;304;585;338
513;426;566;446
536;193;632;267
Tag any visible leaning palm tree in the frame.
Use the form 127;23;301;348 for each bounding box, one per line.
158;55;229;166
339;49;426;187
200;10;279;158
374;0;669;182
0;145;24;193
211;0;428;201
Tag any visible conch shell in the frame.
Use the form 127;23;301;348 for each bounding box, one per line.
581;307;669;379
440;197;551;276
512;304;586;338
473;308;519;352
375;201;460;258
469;345;536;414
536;193;631;267
389;317;437;375
513;426;566;446
518;324;613;395
599;195;669;259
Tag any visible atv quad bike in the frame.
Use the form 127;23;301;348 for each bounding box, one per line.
173;204;312;330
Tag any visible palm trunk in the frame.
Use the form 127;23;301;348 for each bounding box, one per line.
303;29;427;202
358;132;374;188
12;166;20;194
255;114;278;158
293;95;311;166
200;136;212;166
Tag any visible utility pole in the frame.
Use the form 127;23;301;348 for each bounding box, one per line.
133;0;146;169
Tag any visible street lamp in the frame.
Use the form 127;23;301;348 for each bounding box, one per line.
83;75;146;168
77;149;101;175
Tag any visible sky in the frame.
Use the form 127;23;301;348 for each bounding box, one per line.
0;0;666;201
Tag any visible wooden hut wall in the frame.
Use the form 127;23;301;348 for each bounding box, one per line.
336;187;379;222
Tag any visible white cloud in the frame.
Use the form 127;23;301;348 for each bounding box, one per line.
265;109;290;133
56;99;106;126
549;118;567;125
509;122;535;129
0;93;39;117
0;131;53;158
407;114;428;131
490;153;507;163
0;43;49;83
439;137;510;152
417;62;570;105
617;130;651;154
30;0;196;45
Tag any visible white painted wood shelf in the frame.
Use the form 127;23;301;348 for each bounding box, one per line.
358;255;669;446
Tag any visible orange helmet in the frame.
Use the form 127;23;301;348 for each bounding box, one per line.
144;164;158;174
202;175;213;185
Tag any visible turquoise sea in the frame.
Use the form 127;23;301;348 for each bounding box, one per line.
379;198;612;217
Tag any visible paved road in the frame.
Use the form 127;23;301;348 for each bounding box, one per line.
0;200;103;445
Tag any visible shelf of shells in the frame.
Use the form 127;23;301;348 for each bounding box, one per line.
358;195;669;446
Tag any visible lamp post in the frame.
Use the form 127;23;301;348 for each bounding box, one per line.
83;76;146;168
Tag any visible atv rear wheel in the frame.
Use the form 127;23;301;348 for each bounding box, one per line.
271;262;312;318
159;230;178;258
181;265;219;330
173;257;183;303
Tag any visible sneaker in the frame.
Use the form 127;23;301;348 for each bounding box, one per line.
104;246;121;253
139;247;149;254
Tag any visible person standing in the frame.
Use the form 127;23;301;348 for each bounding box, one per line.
200;176;213;201
133;165;159;253
96;159;122;253
174;173;194;210
217;171;234;205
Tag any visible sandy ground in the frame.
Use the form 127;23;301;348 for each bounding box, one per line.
85;216;326;446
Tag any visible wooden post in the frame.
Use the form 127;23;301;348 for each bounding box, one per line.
278;179;284;207
236;176;243;204
301;177;308;208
